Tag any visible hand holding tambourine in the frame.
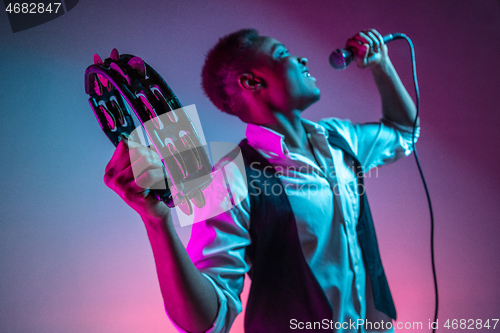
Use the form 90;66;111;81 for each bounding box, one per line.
84;49;212;215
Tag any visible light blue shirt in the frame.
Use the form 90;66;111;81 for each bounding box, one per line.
170;117;419;333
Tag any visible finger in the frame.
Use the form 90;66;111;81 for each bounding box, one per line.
128;145;162;167
104;144;159;188
347;33;369;47
104;151;133;190
126;138;145;149
105;138;129;173
115;164;147;196
351;34;372;56
129;154;165;183
370;29;385;47
105;149;133;177
360;44;369;67
105;145;155;182
135;168;168;190
117;163;167;197
357;32;373;50
366;30;380;53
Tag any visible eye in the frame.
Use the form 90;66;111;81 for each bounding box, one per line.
276;47;289;58
279;49;290;57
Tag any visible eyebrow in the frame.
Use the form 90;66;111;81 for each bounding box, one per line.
271;43;286;56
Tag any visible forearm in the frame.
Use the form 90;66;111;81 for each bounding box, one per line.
371;57;419;127
143;214;218;333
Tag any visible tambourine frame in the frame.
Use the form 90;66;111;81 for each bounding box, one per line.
84;50;212;214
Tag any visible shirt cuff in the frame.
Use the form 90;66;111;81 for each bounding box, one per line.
381;117;420;155
164;273;232;333
202;273;233;333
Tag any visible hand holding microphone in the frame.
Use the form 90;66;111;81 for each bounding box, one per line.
330;29;406;70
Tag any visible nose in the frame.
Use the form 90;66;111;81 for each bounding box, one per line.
298;57;308;66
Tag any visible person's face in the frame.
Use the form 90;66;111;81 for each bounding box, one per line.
249;36;320;113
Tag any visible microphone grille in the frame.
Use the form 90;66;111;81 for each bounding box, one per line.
329;49;351;70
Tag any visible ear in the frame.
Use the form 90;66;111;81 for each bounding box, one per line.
238;73;263;91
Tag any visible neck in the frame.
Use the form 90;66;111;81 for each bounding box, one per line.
241;99;311;153
260;110;308;151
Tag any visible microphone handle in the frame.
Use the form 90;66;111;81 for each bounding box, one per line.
329;33;406;70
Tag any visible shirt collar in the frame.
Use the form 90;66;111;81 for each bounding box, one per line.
245;118;328;160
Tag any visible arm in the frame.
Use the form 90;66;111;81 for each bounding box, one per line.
346;29;419;127
103;137;218;333
143;213;219;333
320;117;418;171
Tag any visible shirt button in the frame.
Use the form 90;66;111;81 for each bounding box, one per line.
354;259;359;265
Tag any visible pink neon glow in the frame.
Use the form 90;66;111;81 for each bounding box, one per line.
1;1;498;332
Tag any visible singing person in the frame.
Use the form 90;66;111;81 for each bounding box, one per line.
103;28;419;333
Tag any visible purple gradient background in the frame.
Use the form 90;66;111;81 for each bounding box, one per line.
1;0;499;332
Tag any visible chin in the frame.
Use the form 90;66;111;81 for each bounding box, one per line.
300;91;320;111
313;88;321;101
309;88;321;104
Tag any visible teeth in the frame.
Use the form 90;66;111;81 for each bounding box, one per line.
304;72;311;77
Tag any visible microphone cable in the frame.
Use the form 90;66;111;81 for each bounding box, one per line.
330;32;438;332
397;34;438;332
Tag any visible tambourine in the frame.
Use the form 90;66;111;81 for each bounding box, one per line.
84;48;212;215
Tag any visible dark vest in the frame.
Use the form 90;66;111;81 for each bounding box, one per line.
239;129;396;333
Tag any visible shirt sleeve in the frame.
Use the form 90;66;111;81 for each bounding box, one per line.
319;117;420;171
168;149;252;333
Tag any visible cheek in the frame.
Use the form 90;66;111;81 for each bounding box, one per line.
288;72;307;96
265;78;292;109
267;72;290;97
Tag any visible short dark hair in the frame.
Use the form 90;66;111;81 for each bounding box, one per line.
201;29;261;116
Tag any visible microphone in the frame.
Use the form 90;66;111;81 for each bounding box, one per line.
329;33;406;70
